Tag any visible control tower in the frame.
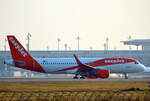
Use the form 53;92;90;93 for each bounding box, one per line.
121;39;150;51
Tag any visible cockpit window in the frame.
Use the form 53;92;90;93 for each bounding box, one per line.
134;62;139;64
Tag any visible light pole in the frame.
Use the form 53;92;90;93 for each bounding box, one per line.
105;37;109;57
57;38;61;51
64;43;67;51
4;38;7;72
104;43;106;51
76;35;80;56
46;46;49;51
104;43;107;57
26;33;31;52
106;37;109;50
128;36;132;58
129;36;132;50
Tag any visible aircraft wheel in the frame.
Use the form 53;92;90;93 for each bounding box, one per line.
124;73;128;79
73;76;78;79
80;76;85;79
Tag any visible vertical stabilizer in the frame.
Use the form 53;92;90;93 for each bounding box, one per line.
7;35;45;73
7;35;32;61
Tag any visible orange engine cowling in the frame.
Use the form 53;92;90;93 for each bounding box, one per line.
86;69;109;79
96;69;109;78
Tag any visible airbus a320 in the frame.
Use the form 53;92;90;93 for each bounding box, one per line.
4;35;146;79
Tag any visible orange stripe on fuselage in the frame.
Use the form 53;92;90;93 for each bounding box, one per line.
55;58;137;72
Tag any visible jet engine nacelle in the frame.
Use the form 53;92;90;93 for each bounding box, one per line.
86;69;109;79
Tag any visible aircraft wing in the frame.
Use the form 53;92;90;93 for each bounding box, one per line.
73;54;109;79
73;54;95;70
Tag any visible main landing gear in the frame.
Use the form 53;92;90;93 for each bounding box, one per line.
73;74;85;79
73;74;78;79
80;76;85;79
73;76;78;79
124;73;128;79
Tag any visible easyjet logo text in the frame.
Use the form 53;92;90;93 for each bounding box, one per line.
9;37;27;57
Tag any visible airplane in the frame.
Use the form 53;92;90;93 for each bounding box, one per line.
4;35;146;79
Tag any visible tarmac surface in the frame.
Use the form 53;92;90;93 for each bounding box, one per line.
0;77;149;82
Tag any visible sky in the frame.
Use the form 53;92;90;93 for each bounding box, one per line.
0;0;150;51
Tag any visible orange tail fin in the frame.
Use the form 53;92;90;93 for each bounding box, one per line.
7;35;45;73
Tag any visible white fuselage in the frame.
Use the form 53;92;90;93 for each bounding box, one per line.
5;57;145;74
34;57;145;74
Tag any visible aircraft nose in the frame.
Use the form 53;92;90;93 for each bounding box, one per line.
138;64;146;72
